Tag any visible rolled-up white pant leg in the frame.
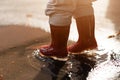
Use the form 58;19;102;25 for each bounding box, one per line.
49;12;72;26
45;0;76;26
73;0;94;18
45;0;94;26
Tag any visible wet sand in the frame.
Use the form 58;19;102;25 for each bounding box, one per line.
0;25;50;52
0;25;51;80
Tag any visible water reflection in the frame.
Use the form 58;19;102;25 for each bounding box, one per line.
31;51;96;80
66;53;96;80
28;44;120;80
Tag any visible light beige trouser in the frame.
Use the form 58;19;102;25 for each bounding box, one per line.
45;0;95;26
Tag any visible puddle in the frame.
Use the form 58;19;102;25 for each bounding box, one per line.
28;48;120;80
27;34;120;80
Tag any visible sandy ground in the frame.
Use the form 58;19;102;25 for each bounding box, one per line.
0;25;50;52
0;25;51;80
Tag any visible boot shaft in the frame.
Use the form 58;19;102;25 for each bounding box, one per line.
50;24;70;48
76;15;96;42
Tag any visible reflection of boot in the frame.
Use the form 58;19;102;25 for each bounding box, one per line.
40;24;70;58
68;15;97;53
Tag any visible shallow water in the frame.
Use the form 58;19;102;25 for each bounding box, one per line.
29;47;120;80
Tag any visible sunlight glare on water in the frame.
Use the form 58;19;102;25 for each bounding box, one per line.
87;60;120;80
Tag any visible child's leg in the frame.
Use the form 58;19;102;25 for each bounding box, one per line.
68;1;97;53
39;0;75;58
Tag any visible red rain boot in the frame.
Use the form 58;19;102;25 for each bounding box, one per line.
40;24;70;58
68;15;97;53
